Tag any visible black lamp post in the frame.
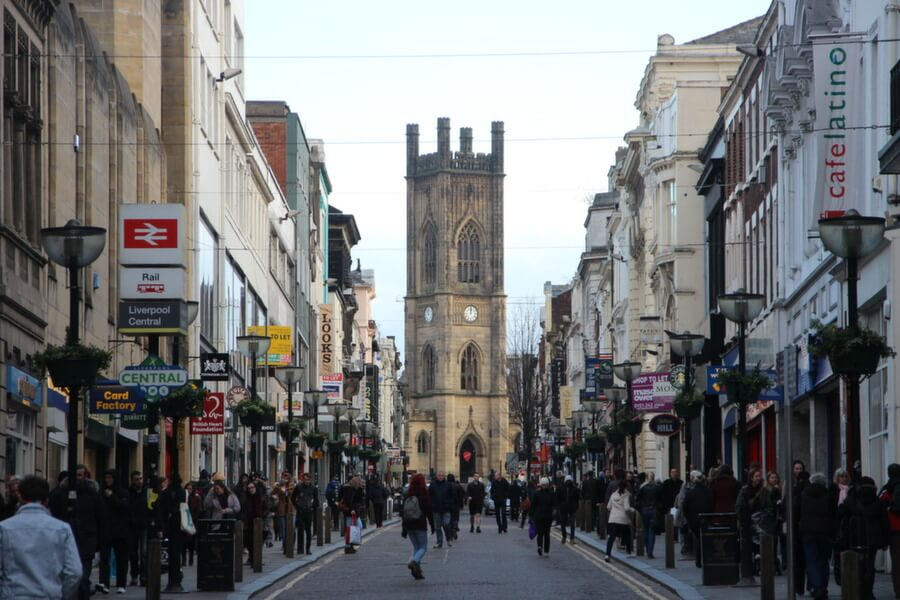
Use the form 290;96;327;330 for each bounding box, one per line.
613;361;642;471
237;334;271;475
551;422;568;476
604;387;626;469
818;209;885;473
325;401;348;481
275;366;304;479
582;399;603;473
717;288;764;586
665;330;706;473
40;219;106;523
303;390;327;486
346;406;361;479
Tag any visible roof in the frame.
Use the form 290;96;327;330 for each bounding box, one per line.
685;16;764;46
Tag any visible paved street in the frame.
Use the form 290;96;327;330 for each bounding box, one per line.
258;516;677;600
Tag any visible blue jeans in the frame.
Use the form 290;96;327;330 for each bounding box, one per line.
433;511;451;546
408;529;427;564
803;539;831;593
641;507;657;556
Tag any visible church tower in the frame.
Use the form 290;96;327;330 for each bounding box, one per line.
405;118;509;481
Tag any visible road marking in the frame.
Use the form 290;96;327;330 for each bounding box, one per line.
260;526;390;600
553;532;669;600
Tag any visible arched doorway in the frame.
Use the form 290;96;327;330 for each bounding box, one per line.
459;438;477;482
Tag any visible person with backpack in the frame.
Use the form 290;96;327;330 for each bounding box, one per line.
401;473;433;580
290;473;319;555
879;463;900;598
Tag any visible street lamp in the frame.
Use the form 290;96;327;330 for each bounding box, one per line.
325;401;348;481
346;406;361;479
613;361;642;471
665;330;706;473
40;219;106;526
582;398;605;476
274;366;304;479
604;387;627;469
817;209;885;472
303;390;328;486
551;422;568;477
237;334;271;475
717;288;764;586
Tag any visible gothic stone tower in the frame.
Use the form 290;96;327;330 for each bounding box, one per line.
405;118;509;481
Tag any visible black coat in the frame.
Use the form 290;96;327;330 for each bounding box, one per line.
49;480;108;558
128;485;150;532
798;482;836;540
682;482;714;531
838;484;890;550
530;488;557;521
636;481;663;511
661;477;683;511
556;482;580;513
491;478;511;503
101;484;131;541
429;479;454;513
158;485;187;539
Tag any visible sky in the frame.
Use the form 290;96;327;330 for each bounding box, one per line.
244;0;771;351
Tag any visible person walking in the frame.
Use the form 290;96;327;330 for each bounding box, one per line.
447;474;464;540
241;480;264;562
0;475;82;599
338;476;366;554
466;473;486;533
798;472;835;600
682;471;712;568
126;471;148;587
605;478;634;562
491;472;510;534
401;473;433;580
636;472;662;558
157;473;188;594
831;467;851;584
557;475;580;545
530;477;556;557
369;477;387;528
509;476;522;524
428;471;454;548
97;469;130;594
290;473;319;555
879;463;900;599
736;468;775;573
203;481;240;520
839;476;888;600
325;476;341;532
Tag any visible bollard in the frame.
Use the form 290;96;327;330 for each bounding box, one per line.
597;504;607;539
665;513;675;568
285;516;295;558
760;534;775;600
840;550;860;600
324;508;332;544
252;517;263;573
234;521;244;583
316;507;324;547
635;512;645;556
145;537;160;600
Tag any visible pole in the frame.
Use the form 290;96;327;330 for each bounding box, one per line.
684;353;693;473
313;406;319;488
785;346;795;600
737;319;755;585
286;384;294;479
846;256;861;477
66;265;80;525
627;379;637;472
250;350;258;475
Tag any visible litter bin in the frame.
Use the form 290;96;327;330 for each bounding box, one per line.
197;519;235;591
699;512;739;586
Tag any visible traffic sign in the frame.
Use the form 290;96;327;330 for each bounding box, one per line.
119;355;188;401
119;203;186;266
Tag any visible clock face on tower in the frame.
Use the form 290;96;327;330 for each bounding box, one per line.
424;306;434;323
463;305;478;322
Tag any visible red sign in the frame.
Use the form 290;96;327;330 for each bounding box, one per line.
462;450;472;463
539;443;550;465
123;218;178;249
190;392;225;435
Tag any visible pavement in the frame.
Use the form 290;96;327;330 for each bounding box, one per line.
88;518;397;600
571;526;897;599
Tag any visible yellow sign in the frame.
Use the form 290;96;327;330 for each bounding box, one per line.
311;450;325;460
247;325;293;366
560;385;575;421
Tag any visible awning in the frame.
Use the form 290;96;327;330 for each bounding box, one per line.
723;407;737;430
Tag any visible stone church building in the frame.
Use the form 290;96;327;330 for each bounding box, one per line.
404;118;513;481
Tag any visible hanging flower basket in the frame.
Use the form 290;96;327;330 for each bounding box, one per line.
809;320;895;377
601;425;625;445
619;418;643;437
303;431;327;450
235;395;275;432
565;440;587;459
326;439;347;454
33;343;112;389
716;366;772;405
343;444;359;458
673;389;704;419
584;432;605;452
278;420;304;442
158;382;206;419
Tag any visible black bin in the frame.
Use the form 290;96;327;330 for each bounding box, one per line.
699;512;739;586
197;519;235;591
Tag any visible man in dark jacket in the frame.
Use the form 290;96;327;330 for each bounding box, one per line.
290;473;319;555
879;463;900;598
97;469;130;594
429;472;454;548
557;475;580;545
325;475;341;531
683;473;714;568
447;474;464;540
491;473;510;533
367;477;388;528
508;476;522;523
157;473;187;594
840;476;889;599
799;472;836;599
49;466;107;600
126;471;148;586
466;473;486;533
530;477;557;556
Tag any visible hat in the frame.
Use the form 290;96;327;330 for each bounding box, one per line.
565;475;573;482
212;472;226;482
199;469;210;480
539;477;550;486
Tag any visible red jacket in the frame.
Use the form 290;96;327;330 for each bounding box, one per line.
878;488;900;532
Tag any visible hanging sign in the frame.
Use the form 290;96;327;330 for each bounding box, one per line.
190;392;225;435
648;414;681;437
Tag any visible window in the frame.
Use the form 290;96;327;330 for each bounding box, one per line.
416;431;429;454
666;180;677;245
423;344;436;391
422;223;437;287
457;221;481;283
460;343;479;392
198;215;218;344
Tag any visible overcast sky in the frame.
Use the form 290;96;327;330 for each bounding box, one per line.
245;0;771;352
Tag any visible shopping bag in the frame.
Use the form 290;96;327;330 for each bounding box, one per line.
348;521;362;545
179;502;196;536
528;520;537;540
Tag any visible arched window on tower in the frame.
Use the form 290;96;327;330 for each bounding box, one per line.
422;223;437;288
457;221;481;283
460;343;479;392
416;431;429;454
423;344;436;391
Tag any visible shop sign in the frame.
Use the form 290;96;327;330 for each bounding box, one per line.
247;325;293;366
226;385;250;406
119;355;188;401
200;353;230;381
321;373;343;402
319;304;333;375
7;365;41;408
648;414;681;437
190;392;225;435
121;413;149;430
89;385;143;414
631;373;675;412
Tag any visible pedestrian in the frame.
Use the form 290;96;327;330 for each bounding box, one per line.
325;475;341;532
97;469;130;594
674;469;694;555
605;468;626;502
509;475;522;524
0;475;82;599
530;477;556;557
709;464;740;513
520;477;536;528
447;474;464;540
682;471;712;568
581;472;599;532
271;482;287;542
183;481;202;566
401;473;433;580
126;471;148;587
636;471;662;558
736;467;775;573
157;473;187;594
491;471;510;533
0;477;20;521
338;476;366;554
557;475;580;545
793;469;811;595
49;465;107;600
765;471;786;573
798;472;835;600
466;472;486;533
605;478;634;562
428;471;454;547
369;477;387;528
878;463;900;599
838;476;888;600
831;467;851;584
290;473;318;555
241;480;265;561
204;481;241;520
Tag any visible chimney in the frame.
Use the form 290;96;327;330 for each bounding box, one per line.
437;117;451;163
406;123;419;177
491;121;504;173
460;127;473;154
